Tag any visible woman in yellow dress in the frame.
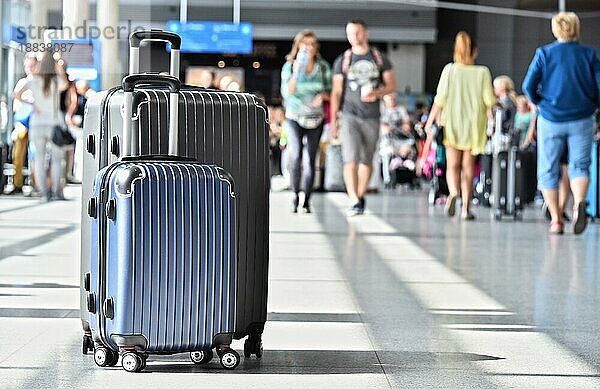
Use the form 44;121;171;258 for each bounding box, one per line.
419;31;496;220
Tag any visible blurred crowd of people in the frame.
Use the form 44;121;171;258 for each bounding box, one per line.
189;68;242;92
8;52;94;201
271;13;600;236
3;12;598;235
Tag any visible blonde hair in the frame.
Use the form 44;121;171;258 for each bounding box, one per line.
516;95;530;108
552;12;580;42
453;31;476;65
494;75;517;103
285;30;320;62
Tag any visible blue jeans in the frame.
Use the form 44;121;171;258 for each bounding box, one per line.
537;115;595;190
287;119;324;199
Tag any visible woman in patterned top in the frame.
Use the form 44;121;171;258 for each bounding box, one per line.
281;30;332;213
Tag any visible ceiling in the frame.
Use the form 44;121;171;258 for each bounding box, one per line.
519;0;600;12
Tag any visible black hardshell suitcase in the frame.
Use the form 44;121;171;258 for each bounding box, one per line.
478;153;493;207
491;148;523;220
0;143;7;193
81;30;269;357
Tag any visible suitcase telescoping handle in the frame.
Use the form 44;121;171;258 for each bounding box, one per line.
129;29;181;78
122;74;181;157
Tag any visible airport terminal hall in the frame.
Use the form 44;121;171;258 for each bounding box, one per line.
2;0;600;387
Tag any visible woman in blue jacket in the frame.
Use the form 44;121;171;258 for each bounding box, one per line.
523;12;600;235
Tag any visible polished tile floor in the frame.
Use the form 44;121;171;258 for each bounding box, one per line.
1;186;599;388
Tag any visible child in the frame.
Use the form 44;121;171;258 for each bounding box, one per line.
515;95;537;149
493;76;517;138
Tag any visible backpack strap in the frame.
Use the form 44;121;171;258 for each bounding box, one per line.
340;49;353;111
341;49;353;74
370;46;384;73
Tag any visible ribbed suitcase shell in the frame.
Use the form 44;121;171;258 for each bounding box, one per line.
82;87;269;340
491;150;521;215
89;160;236;352
491;149;534;216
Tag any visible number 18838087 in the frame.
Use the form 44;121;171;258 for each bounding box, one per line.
19;43;73;53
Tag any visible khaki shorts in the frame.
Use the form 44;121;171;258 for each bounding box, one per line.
340;114;380;164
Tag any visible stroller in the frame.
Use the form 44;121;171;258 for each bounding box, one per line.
380;131;419;189
421;124;449;205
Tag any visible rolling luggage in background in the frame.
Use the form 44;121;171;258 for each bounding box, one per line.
517;149;537;205
491;148;523;220
324;142;345;192
86;75;240;372
427;124;449;205
0;143;7;193
490;109;536;220
587;140;599;219
81;30;269;358
477;153;493;207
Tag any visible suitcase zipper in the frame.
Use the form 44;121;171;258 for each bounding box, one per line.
96;161;124;349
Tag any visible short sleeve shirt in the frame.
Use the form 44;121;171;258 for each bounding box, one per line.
25;76;66;128
280;58;332;121
333;48;392;119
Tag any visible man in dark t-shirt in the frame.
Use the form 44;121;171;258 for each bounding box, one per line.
330;19;396;216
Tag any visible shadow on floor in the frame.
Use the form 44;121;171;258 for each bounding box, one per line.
139;350;502;374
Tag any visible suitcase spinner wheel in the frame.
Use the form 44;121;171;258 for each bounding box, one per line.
514;210;523;221
218;348;241;370
493;210;502;221
94;346;119;367
122;352;146;373
190;349;213;365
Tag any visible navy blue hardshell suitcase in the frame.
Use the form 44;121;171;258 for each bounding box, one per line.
86;75;240;372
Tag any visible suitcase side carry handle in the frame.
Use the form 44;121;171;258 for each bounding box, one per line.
129;30;181;78
122;74;181;158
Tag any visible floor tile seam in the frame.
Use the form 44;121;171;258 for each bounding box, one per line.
0;223;76;229
269;256;338;260
392;281;470;285
269;278;347;282
484;372;600;378
269;279;347;283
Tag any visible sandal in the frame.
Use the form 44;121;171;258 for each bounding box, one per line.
572;202;588;235
445;195;457;217
549;220;564;235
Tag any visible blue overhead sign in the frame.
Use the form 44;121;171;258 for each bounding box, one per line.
50;39;101;91
3;24;27;45
166;21;253;54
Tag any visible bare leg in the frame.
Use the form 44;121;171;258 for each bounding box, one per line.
542;189;562;224
558;165;571;214
343;162;359;204
569;177;589;206
445;146;462;197
460;152;476;213
356;163;373;200
570;177;589;234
